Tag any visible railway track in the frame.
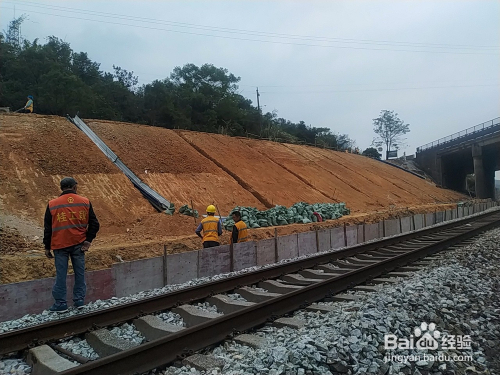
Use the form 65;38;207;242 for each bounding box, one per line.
1;209;499;375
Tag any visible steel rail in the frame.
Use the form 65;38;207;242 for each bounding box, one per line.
58;213;500;374
0;210;498;355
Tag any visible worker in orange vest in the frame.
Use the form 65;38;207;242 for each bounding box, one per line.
195;205;222;248
231;211;249;243
43;177;100;312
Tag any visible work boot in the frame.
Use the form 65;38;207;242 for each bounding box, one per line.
74;300;85;309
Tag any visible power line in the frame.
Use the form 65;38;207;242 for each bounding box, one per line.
7;0;496;50
1;3;498;54
7;0;499;50
239;78;498;89
259;83;500;94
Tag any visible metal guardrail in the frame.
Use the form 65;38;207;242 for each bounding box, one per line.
67;115;173;213
417;117;500;152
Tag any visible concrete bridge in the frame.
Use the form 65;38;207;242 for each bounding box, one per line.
416;117;500;199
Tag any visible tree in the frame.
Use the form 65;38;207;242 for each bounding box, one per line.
362;147;382;159
372;110;410;159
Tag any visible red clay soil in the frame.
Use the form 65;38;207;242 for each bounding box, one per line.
0;113;466;284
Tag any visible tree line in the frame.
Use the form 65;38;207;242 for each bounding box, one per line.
0;17;355;150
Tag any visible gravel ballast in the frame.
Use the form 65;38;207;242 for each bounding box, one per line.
162;226;500;375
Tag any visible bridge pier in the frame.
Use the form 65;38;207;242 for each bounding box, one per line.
472;144;496;199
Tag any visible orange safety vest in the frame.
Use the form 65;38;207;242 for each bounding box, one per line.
48;193;90;250
201;215;220;243
234;220;249;242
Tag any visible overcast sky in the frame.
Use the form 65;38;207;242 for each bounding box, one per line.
1;0;499;159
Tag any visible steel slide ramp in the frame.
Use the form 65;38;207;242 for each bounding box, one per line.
67;115;173;214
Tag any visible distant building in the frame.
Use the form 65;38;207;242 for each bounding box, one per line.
496;180;500;200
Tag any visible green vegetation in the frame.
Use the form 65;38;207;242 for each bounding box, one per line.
0;17;353;149
372;110;410;159
362;147;382;159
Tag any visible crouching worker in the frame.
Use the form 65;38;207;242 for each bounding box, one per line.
195;205;223;248
231;211;249;244
43;177;100;312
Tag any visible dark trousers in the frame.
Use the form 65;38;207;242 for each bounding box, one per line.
53;244;86;305
203;241;220;248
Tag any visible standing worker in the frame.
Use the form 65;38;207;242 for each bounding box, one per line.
195;205;222;248
231;211;249;243
43;177;100;312
20;95;34;113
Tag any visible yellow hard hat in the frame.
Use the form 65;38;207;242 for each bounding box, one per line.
206;204;216;213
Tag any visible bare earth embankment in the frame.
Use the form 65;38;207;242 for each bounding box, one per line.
0;114;465;283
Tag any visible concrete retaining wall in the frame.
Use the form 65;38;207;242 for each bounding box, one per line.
401;217;412;233
384;218;400;237
317;229;331;252
331;227;345;249
0;269;115;321
7;203;497;321
345;225;358;247
166;250;199;285
233;242;257;272
413;214;424;230
198;245;231;278
277;234;299;261
114;257;163;297
364;223;380;241
256;238;275;266
298;232;317;256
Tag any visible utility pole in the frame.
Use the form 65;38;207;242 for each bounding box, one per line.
256;87;262;136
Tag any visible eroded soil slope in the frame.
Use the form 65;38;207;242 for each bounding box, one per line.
0;114;465;283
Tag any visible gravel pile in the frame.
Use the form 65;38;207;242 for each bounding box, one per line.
226;294;247;302
0;357;31;374
162;226;500;375
194;302;222;315
59;337;99;360
109;323;145;345
156;311;185;326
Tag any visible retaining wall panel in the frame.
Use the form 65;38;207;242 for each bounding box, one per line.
345;225;358;247
384;219;400;237
233;242;257;271
357;224;364;243
401;217;412;233
364;223;380;241
458;207;464;218
277;234;299;261
298;232;317;256
256;238;275;266
445;210;453;221
435;211;444;223
166;250;199;285
114;257;163;297
425;213;435;226
330;227;345;249
317;229;331;252
413;214;424;230
0;269;114;321
198;245;231;278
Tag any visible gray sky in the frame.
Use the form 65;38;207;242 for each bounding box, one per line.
1;0;499;160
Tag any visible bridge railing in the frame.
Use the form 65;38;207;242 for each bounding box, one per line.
417;117;500;152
